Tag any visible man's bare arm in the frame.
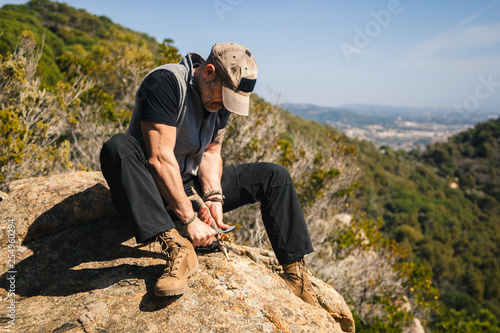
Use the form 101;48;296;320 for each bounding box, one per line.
197;129;229;229
141;121;215;246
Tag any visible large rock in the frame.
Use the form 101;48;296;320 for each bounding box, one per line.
0;171;118;246
0;172;354;332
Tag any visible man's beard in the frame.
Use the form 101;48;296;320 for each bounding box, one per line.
201;79;223;112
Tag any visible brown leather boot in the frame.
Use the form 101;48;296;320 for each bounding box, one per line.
153;228;199;297
281;258;319;307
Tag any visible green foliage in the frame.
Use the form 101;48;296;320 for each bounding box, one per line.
424;118;500;203
273;131;358;207
298;165;341;206
157;38;182;65
352;120;500;329
57;53;96;80
0;30;72;183
354;314;404;333
327;215;439;330
282;109;340;146
431;303;500;333
0;1;182;187
0;5;65;84
0;0;163;87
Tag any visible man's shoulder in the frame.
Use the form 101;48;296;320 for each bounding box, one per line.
146;63;188;82
139;65;187;99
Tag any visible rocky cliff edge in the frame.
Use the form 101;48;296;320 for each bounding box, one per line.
0;171;354;333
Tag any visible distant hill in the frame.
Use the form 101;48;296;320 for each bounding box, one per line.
284;103;500;151
284;103;396;127
284;103;499;126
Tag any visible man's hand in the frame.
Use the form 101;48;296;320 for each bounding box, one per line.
204;201;229;229
185;218;216;247
188;186;229;230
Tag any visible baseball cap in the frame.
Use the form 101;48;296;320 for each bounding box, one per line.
210;42;258;116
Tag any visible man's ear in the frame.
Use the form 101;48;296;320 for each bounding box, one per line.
203;64;217;81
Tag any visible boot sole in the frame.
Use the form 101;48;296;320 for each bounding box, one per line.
154;261;199;297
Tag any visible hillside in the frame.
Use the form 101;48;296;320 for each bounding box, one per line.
264;102;500;330
352;118;500;329
0;0;181;185
282;102;500;325
423;119;500;204
0;0;161;85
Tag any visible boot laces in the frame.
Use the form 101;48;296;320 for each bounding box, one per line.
150;232;185;278
161;246;182;277
150;231;182;253
298;259;319;305
296;259;313;291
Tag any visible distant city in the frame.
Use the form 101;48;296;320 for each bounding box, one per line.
283;103;500;151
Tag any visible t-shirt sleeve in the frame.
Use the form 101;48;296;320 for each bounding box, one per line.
136;70;180;127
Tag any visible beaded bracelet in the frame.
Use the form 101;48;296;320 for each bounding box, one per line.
203;190;224;201
182;212;198;225
205;196;224;204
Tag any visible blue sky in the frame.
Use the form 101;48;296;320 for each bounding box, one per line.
3;0;500;112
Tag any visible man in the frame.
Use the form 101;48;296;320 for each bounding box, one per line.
100;42;318;306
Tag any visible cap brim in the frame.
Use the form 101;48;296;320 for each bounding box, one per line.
222;83;250;116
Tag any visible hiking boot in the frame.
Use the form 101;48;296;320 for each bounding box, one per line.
153;228;199;296
281;258;320;307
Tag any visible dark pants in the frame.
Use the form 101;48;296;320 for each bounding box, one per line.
99;133;313;264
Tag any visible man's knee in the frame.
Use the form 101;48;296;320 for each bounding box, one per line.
102;133;131;154
262;163;293;187
100;133;141;162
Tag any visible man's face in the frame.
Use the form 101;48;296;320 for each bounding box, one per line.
200;76;224;112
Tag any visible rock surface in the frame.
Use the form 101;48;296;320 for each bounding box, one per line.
0;172;354;333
